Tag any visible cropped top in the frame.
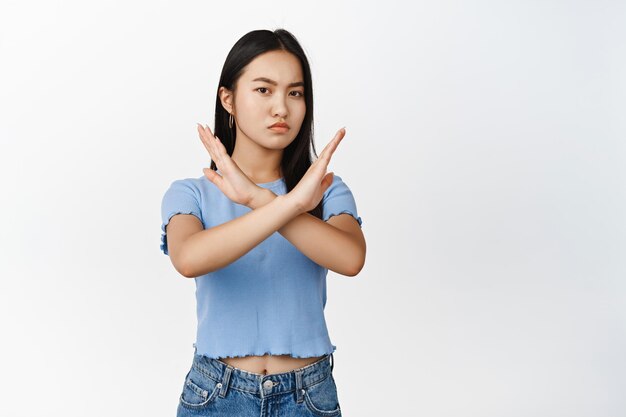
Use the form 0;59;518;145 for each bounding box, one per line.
160;170;363;359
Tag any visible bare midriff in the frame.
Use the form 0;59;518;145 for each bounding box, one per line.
218;354;325;375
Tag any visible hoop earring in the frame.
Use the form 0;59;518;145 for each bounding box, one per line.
229;113;234;129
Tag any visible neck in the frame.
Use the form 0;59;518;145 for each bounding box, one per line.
230;132;283;183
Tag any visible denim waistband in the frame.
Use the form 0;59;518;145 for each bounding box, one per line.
189;346;335;399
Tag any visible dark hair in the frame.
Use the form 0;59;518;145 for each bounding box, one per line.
210;28;323;220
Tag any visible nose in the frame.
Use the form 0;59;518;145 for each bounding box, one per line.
271;95;288;119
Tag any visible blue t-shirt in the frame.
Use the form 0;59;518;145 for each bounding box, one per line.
160;171;363;359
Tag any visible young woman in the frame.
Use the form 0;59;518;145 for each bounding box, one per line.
160;28;366;416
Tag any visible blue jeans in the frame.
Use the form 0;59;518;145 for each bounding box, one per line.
176;346;342;416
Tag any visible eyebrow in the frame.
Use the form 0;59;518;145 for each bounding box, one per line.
251;77;304;88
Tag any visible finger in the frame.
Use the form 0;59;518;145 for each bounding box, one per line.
319;127;345;162
202;167;214;181
197;123;214;157
200;123;216;140
199;124;231;172
204;124;227;160
198;123;219;165
321;171;335;192
209;127;228;155
203;167;224;188
320;127;345;159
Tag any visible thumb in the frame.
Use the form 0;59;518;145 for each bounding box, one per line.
202;168;214;182
321;172;334;192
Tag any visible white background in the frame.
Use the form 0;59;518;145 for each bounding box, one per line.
1;0;625;416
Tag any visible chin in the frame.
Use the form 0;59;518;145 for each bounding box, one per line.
262;132;296;149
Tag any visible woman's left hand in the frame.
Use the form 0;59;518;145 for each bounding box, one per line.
197;123;261;207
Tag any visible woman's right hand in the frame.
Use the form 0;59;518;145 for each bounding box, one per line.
197;123;261;207
287;127;346;213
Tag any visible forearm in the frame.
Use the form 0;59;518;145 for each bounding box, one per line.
181;194;302;277
249;189;363;276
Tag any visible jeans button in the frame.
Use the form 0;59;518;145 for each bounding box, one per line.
263;380;274;389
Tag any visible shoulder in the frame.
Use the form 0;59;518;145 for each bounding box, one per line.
321;173;362;225
323;173;355;199
163;175;212;197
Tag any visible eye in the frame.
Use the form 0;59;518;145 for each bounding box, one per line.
256;87;304;97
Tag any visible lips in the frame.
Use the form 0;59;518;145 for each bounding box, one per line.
269;122;289;128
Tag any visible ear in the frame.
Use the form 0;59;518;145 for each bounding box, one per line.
218;86;235;114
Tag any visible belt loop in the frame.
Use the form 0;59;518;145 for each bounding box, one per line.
219;365;232;398
192;343;197;354
294;368;304;403
330;353;334;372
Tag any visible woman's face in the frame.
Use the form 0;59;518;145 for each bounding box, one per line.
224;50;306;150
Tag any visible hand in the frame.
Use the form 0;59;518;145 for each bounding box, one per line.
197;123;261;207
287;127;346;213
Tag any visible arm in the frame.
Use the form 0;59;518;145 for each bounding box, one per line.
185;124;363;277
248;188;366;277
180;193;302;278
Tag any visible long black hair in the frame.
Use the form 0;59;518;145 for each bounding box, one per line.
211;28;323;220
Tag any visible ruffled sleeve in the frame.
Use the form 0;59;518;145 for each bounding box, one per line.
160;179;203;256
322;174;363;227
